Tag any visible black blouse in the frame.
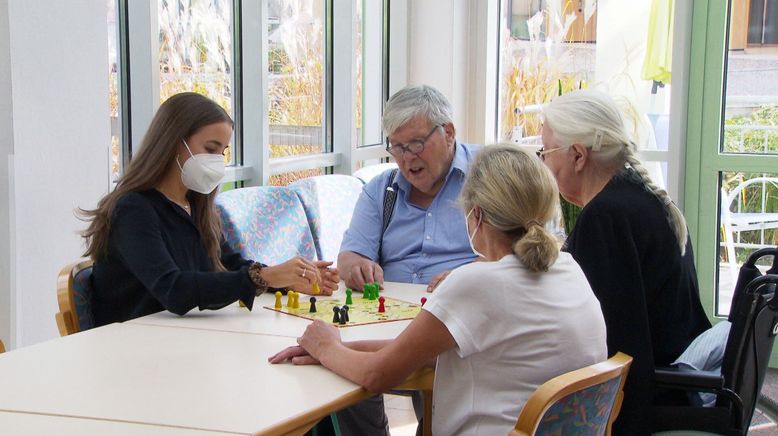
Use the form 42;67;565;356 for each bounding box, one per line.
92;190;256;326
564;169;711;435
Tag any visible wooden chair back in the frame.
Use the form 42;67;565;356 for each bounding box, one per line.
511;352;633;436
55;259;95;336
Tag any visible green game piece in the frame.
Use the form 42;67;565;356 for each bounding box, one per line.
369;284;376;300
373;282;380;295
345;288;353;305
363;283;370;300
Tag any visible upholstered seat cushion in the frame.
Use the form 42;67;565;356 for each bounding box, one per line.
73;266;95;331
289;175;364;263
216;187;317;265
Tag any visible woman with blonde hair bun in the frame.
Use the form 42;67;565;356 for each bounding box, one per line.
270;145;607;436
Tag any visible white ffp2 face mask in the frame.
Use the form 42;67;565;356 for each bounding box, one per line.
177;139;225;194
465;207;486;258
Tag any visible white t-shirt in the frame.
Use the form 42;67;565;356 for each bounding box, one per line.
423;253;607;436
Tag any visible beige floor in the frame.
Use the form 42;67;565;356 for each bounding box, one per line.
385;394;418;436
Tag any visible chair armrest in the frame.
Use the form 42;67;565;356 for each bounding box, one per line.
654;367;724;392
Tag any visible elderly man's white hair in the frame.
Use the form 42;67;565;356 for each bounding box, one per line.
382;85;454;136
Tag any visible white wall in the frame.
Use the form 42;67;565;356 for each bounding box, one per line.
0;0;13;349
405;0;498;145
407;0;469;141
6;0;109;346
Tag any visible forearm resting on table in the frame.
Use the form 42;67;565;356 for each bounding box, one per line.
345;340;436;368
344;340;390;352
319;343;422;394
326;313;454;391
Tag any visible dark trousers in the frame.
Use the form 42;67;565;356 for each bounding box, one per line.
336;391;424;436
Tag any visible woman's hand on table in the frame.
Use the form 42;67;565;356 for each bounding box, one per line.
268;345;320;365
268;320;341;365
298;320;342;362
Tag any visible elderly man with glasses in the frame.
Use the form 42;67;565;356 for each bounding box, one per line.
334;84;481;435
338;84;481;294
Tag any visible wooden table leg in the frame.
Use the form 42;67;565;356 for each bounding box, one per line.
423;389;433;436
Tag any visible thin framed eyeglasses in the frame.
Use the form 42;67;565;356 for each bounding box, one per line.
535;146;569;161
386;125;442;157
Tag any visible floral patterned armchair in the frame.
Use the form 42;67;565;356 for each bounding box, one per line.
288;175;364;263
216;186;317;265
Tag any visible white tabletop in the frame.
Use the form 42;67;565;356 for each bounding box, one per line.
3;410;241;436
0;323;370;435
1;282;430;434
128;282;430;342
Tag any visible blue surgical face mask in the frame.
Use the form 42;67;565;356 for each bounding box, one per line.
465;207;485;258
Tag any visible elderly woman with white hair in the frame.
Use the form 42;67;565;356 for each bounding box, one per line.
539;89;711;435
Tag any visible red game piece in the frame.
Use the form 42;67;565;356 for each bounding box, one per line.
420;297;427;306
378;296;386;313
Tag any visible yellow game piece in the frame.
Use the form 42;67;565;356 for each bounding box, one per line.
291;291;299;309
274;291;282;309
286;291;294;308
312;282;321;294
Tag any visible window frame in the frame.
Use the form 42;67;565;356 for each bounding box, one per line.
683;0;778;322
116;0;393;186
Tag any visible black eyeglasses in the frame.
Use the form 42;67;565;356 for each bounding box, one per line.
386;125;442;157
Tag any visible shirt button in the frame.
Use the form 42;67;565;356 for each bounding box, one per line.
427;212;432;217
412;272;417;277
426;235;431;240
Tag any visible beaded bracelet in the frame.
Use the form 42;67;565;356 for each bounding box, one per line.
248;262;269;296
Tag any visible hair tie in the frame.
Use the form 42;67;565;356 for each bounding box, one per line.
525;220;543;229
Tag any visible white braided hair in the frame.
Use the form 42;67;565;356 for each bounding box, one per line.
543;89;688;255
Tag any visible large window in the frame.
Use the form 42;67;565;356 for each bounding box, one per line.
683;1;778;316
116;0;389;187
498;0;677;195
108;0;123;183
267;0;326;185
158;0;235;165
357;0;386;148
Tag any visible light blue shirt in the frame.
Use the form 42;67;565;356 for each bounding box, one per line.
340;142;481;284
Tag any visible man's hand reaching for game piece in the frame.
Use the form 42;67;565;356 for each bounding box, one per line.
268;345;320;365
338;252;384;291
427;270;451;292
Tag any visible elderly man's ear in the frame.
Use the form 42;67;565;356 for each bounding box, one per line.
442;122;456;143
